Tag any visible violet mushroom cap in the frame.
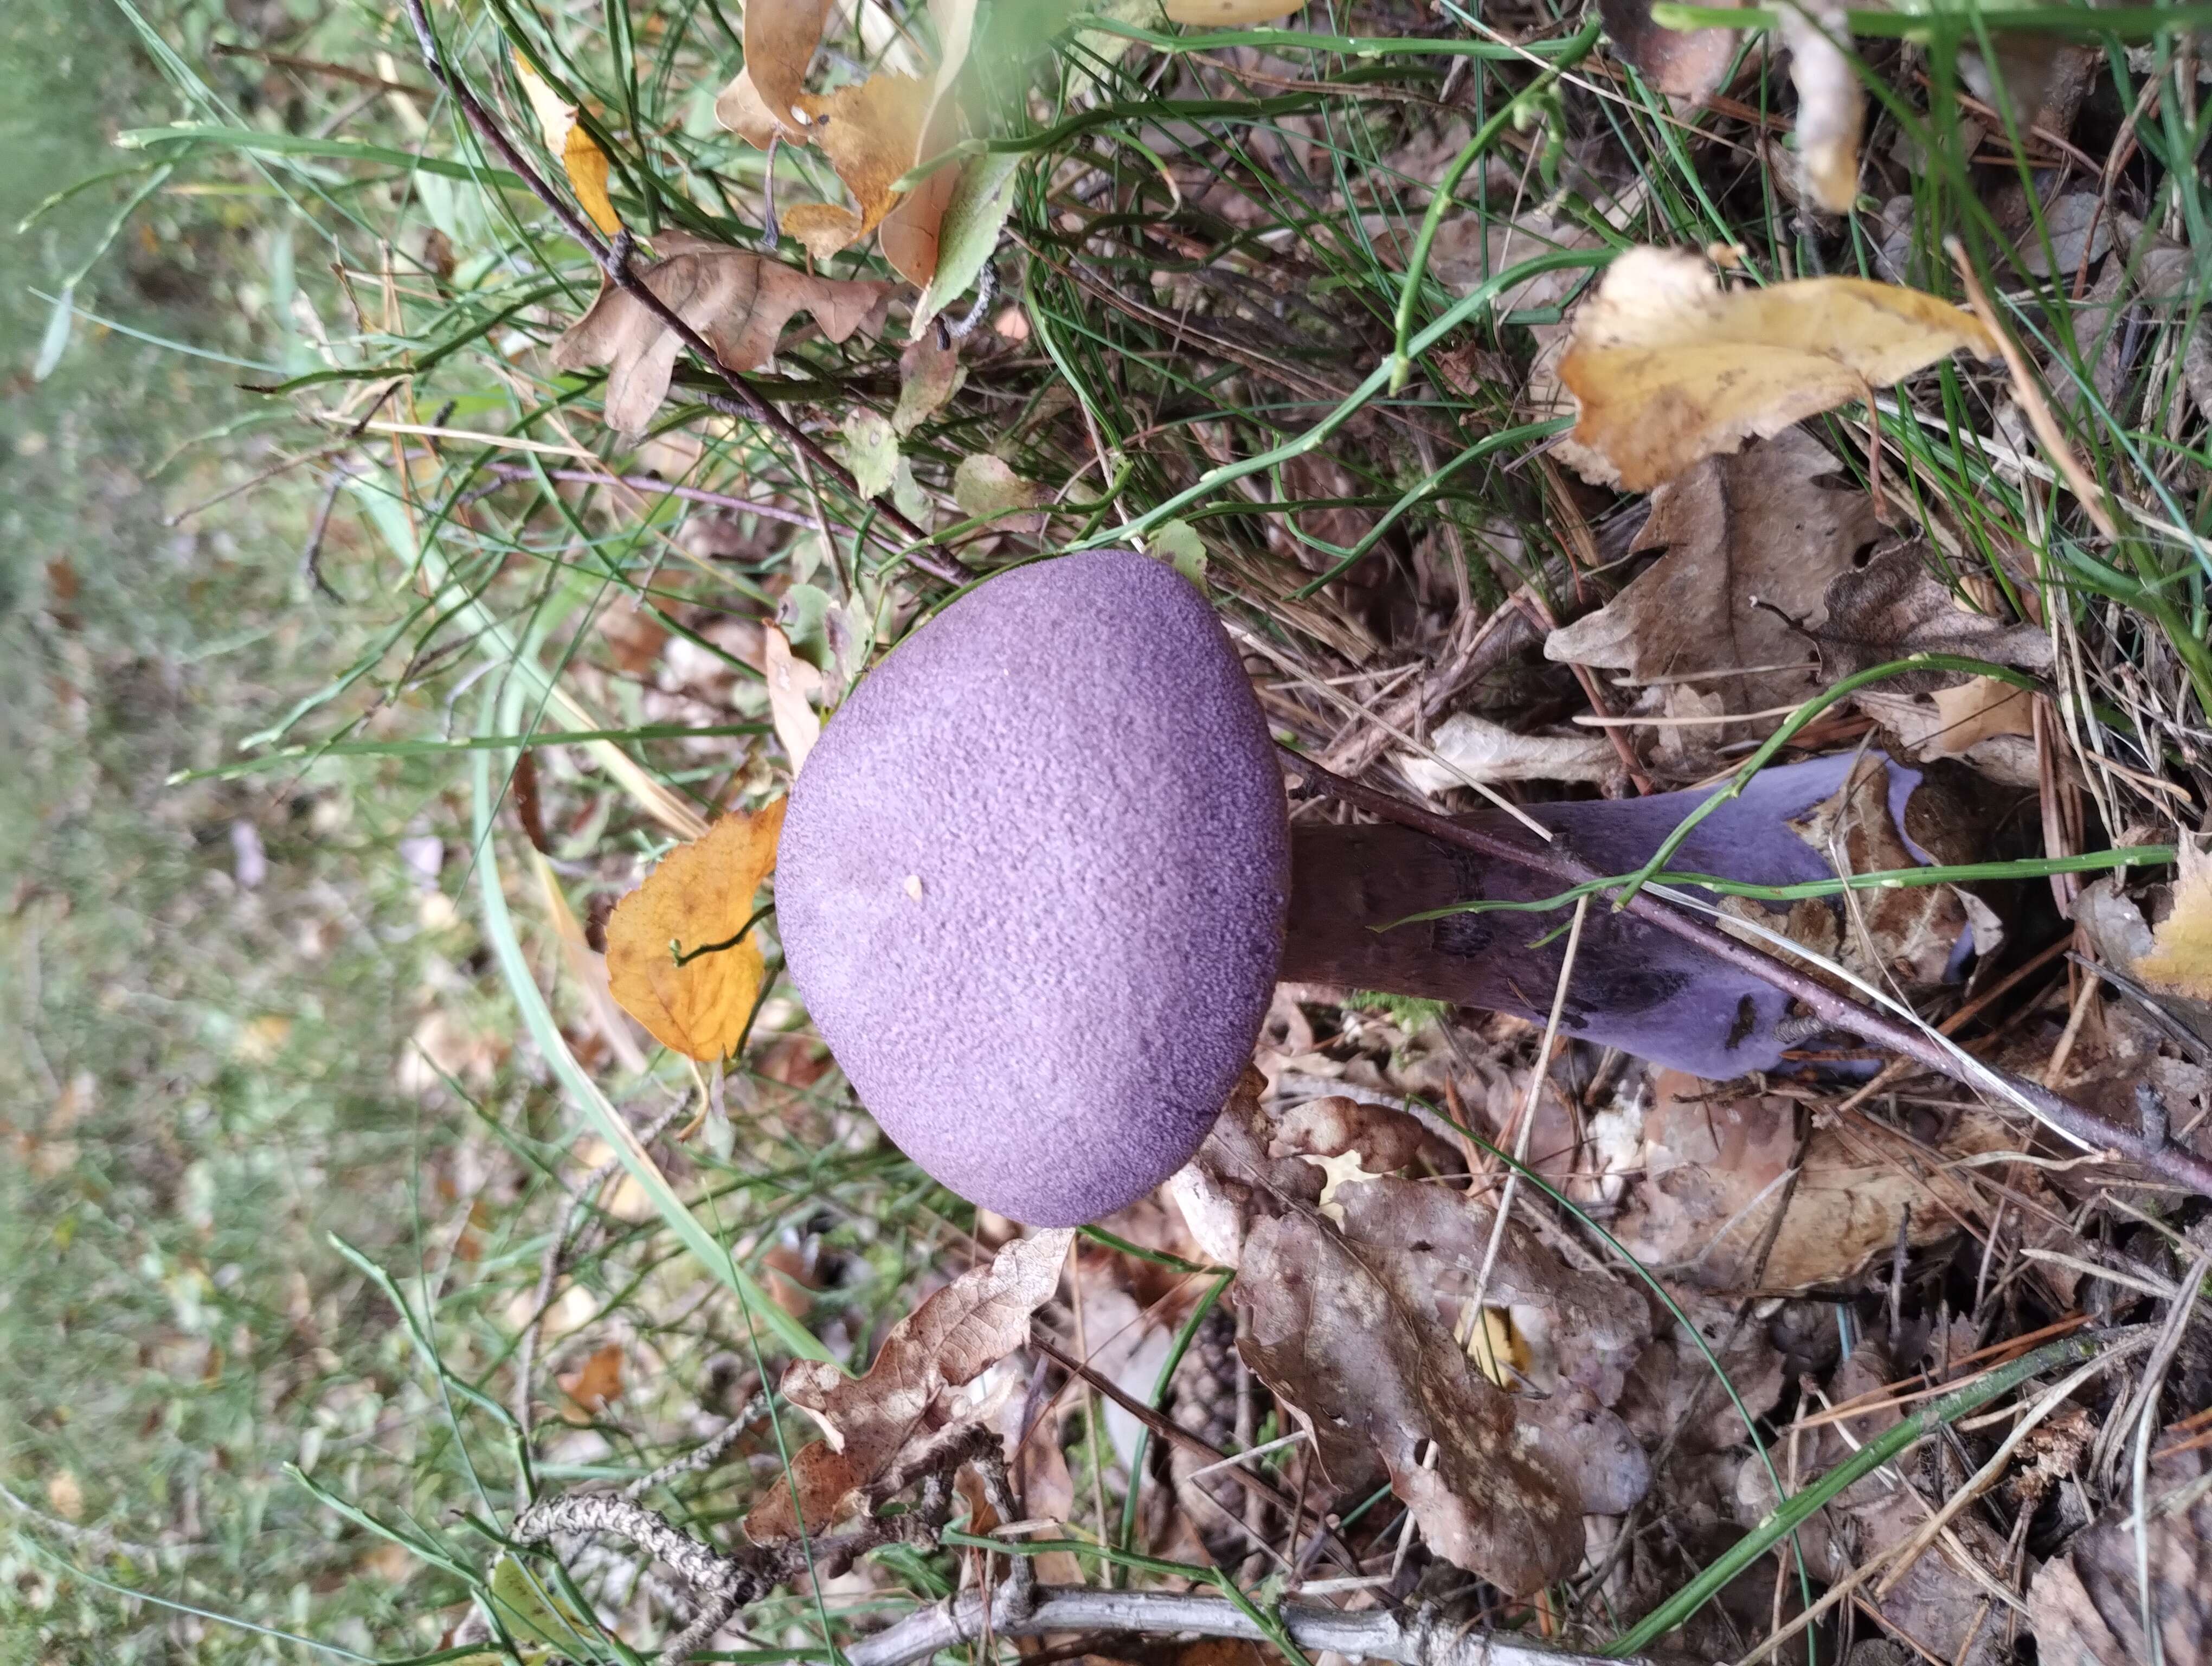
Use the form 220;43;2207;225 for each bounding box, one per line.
775;549;1290;1227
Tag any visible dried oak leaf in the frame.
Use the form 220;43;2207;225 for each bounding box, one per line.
744;1228;1071;1542
1544;428;1886;717
1599;0;1744;101
789;74;930;255
1236;1174;1648;1595
1557;247;1998;491
2029;1441;2212;1662
1813;547;2053;688
1610;1069;2012;1292
604;799;786;1062
550;232;893;433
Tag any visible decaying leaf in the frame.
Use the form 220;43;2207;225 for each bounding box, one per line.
1545;428;1885;719
2029;1443;2212;1663
2139;837;2212;1002
715;0;979;287
738;0;838;138
550;233;893;432
513;51;622;236
1610;1070;2008;1292
1599;0;1744;101
893;330;964;436
1813;547;2053;687
1396;710;1620;795
1785;753;1973;990
744;1228;1071;1541
953;453;1048;531
795;74;930;247
1778;0;1861;214
1236;1172;1648;1595
557;1342;626;1416
841;408;899;499
604;799;786;1061
1556;247;1998;490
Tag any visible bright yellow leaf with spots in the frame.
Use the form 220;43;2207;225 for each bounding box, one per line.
1557;247;1998;491
513;50;622;236
2139;839;2212;1002
605;800;786;1061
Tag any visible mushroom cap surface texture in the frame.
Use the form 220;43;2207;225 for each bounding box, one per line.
776;549;1290;1226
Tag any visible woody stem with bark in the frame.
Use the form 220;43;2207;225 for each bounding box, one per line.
396;0;970;587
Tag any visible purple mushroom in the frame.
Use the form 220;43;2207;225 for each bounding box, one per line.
775;550;1937;1226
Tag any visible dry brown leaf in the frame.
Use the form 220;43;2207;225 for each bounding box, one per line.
781;202;867;260
1599;0;1744;100
795;74;930;240
713;66;781;150
740;0;837;138
1777;0;1861;214
603;799;786;1061
1545;428;1884;718
745;1228;1071;1541
513;51;621;235
1237;1174;1648;1595
550;232;893;433
1814;547;2053;686
558;1342;626;1417
1610;1071;2010;1292
1557;247;1999;490
2030;1443;2212;1663
2139;837;2212;1002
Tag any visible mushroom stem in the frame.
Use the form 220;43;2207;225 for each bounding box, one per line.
1279;754;1914;1079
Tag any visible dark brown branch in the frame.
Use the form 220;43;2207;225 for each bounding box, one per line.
1277;746;2212;1199
395;0;970;587
475;460;817;529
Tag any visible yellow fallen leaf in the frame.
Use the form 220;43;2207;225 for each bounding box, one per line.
513;51;622;236
1166;0;1304;20
2138;839;2212;1002
1557;246;1998;491
604;800;786;1061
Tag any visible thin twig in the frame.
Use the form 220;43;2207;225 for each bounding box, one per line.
394;0;969;587
844;1584;1664;1666
1276;746;2212;1199
475;461;818;528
